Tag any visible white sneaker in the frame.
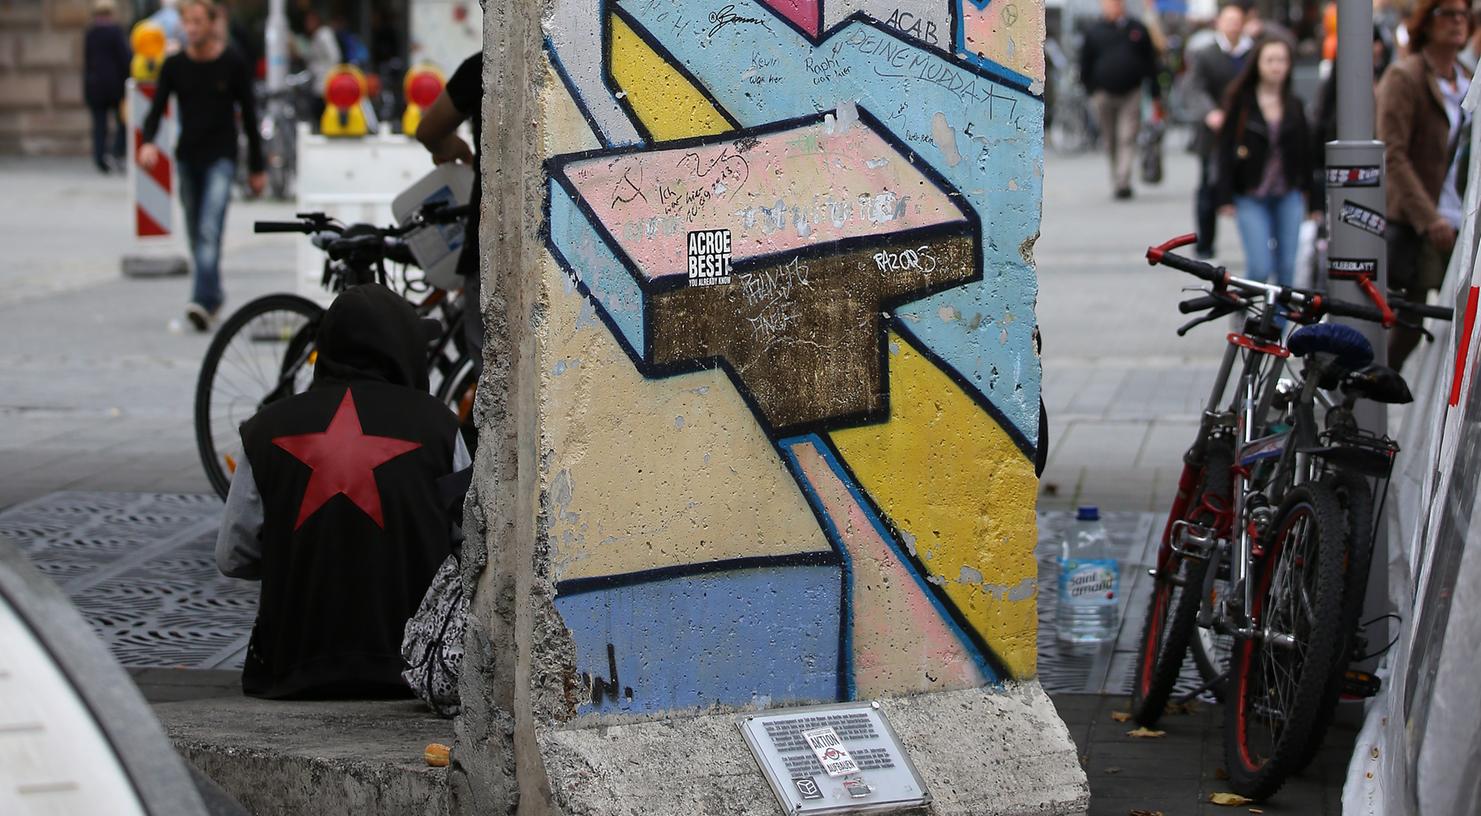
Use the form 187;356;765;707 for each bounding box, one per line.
185;303;216;333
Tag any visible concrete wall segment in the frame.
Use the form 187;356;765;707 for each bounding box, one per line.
459;0;1067;808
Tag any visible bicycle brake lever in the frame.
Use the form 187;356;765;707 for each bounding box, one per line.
1176;305;1238;337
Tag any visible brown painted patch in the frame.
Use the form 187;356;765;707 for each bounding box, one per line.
649;232;976;430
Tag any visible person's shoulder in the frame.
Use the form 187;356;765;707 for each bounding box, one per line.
1386;53;1428;83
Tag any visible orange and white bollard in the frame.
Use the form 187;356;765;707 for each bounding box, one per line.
122;22;188;277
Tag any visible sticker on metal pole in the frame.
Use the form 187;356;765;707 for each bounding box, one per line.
1339;201;1388;237
737;701;930;814
1325;165;1381;187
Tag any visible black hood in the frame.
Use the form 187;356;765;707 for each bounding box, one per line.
313;284;429;391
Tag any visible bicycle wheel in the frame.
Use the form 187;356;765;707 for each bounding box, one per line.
1190;571;1234;700
434;355;479;454
194;294;323;499
1291;470;1374;772
1223;484;1346;801
1131;440;1232;726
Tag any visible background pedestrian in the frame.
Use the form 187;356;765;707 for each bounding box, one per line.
1079;0;1162;200
82;0;130;175
1378;0;1473;370
1185;2;1251;259
138;0;265;332
1215;37;1319;290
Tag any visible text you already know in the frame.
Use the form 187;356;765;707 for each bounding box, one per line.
688;228;732;286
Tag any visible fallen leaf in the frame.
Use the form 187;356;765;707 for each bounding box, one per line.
1166;701;1200;715
1126;727;1166;738
1249;809;1264;814
1110;710;1133;722
424;742;451;767
1214;767;1229;780
1129;810;1164;816
1210;792;1253;806
1104;766;1122;774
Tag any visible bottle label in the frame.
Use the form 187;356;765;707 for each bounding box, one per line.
1059;558;1119;606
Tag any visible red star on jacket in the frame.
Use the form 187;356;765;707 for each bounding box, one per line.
272;389;423;529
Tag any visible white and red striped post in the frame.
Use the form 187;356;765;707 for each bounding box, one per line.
122;78;188;277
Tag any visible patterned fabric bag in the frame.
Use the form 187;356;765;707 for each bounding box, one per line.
401;552;467;717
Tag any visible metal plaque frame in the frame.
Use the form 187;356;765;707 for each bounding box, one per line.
737;701;930;814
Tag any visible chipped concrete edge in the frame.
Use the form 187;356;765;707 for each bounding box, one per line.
536;681;1089;816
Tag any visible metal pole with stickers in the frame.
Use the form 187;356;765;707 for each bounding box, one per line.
1324;0;1392;663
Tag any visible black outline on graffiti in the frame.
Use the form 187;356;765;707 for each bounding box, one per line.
602;2;744;145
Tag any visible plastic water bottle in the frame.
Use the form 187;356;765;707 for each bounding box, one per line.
1056;506;1120;645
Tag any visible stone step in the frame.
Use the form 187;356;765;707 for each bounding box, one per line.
153;697;453;816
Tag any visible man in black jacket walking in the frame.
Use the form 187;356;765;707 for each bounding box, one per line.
1079;0;1162;199
83;0;130;173
138;0;264;332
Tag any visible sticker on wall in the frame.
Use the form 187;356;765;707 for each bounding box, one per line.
1326;166;1381;187
687;228;732;286
1339;201;1387;237
803;726;860;777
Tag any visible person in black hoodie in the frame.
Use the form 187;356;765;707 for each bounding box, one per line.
1215;37;1319;289
1079;0;1162;199
215;284;470;699
83;0;130;173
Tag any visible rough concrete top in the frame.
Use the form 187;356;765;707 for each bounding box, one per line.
538;682;1088;816
154;696;455;772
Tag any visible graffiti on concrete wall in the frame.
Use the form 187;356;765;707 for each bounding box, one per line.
540;0;1043;715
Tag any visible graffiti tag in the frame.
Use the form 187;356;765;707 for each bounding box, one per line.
741;256;810;344
705;4;772;38
873;246;938;275
611;166;648;209
844;29;1020;124
676;145;750;198
884;9;941;45
580;643;634;707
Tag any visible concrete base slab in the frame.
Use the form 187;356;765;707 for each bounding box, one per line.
153;696;454;816
539;682;1089;816
121;254;190;278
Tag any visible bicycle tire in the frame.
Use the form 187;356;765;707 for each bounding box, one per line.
1190;572;1233;701
434;354;479;454
1223;483;1346;801
194;294;323;499
1130;440;1232;726
1291;470;1374;772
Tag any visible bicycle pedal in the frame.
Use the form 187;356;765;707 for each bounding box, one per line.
1341;669;1382;699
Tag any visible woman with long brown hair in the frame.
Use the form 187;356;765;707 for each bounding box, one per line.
1378;0;1472;371
1214;36;1319;291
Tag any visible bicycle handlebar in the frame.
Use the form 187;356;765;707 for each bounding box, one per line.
1148;236;1455;330
1393;299;1454;321
254;221;311;233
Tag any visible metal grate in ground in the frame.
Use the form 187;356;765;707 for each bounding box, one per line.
0;491;253;670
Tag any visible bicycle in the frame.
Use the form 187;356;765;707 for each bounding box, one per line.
193;203;478;500
1129;233;1452;801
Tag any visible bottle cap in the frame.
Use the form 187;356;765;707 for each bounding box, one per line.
1076;505;1100;521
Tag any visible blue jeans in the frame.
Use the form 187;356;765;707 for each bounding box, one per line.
177;157;235;314
1233;191;1304;288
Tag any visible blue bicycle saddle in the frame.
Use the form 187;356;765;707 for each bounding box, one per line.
1286;323;1375;370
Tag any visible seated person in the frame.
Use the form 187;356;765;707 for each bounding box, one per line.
216;284;471;698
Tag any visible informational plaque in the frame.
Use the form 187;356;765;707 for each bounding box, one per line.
738;701;930;814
